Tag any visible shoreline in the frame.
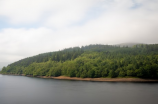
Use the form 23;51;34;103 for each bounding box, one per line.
1;74;158;82
50;76;158;82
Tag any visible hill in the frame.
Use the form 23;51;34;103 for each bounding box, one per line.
1;44;158;79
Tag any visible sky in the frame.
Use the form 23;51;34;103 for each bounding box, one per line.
0;0;158;64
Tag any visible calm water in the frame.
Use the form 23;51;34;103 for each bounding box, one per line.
0;74;158;104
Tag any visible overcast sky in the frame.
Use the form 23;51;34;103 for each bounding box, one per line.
0;0;158;63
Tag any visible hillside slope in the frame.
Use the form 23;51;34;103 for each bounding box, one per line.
1;44;158;79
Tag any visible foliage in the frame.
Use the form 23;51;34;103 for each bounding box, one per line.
1;44;158;79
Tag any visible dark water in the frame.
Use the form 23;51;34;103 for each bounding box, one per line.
0;74;158;104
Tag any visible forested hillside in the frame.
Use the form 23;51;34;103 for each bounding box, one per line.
1;44;158;79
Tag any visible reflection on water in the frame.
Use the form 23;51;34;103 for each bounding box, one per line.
0;74;158;104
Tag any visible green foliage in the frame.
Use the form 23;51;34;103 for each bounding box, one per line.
1;44;158;79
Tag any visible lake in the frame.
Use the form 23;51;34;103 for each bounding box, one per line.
0;74;158;104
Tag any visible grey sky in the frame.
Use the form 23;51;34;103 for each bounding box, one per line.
0;0;158;63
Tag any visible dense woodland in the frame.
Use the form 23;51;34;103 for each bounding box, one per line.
1;44;158;79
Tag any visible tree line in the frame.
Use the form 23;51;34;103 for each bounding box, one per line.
1;44;158;79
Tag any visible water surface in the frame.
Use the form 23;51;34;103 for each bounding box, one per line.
0;74;158;104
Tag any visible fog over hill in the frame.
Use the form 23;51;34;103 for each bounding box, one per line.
115;43;145;47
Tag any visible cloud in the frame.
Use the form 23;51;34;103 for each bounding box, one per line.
0;0;101;28
0;27;55;61
0;0;42;24
0;0;158;62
